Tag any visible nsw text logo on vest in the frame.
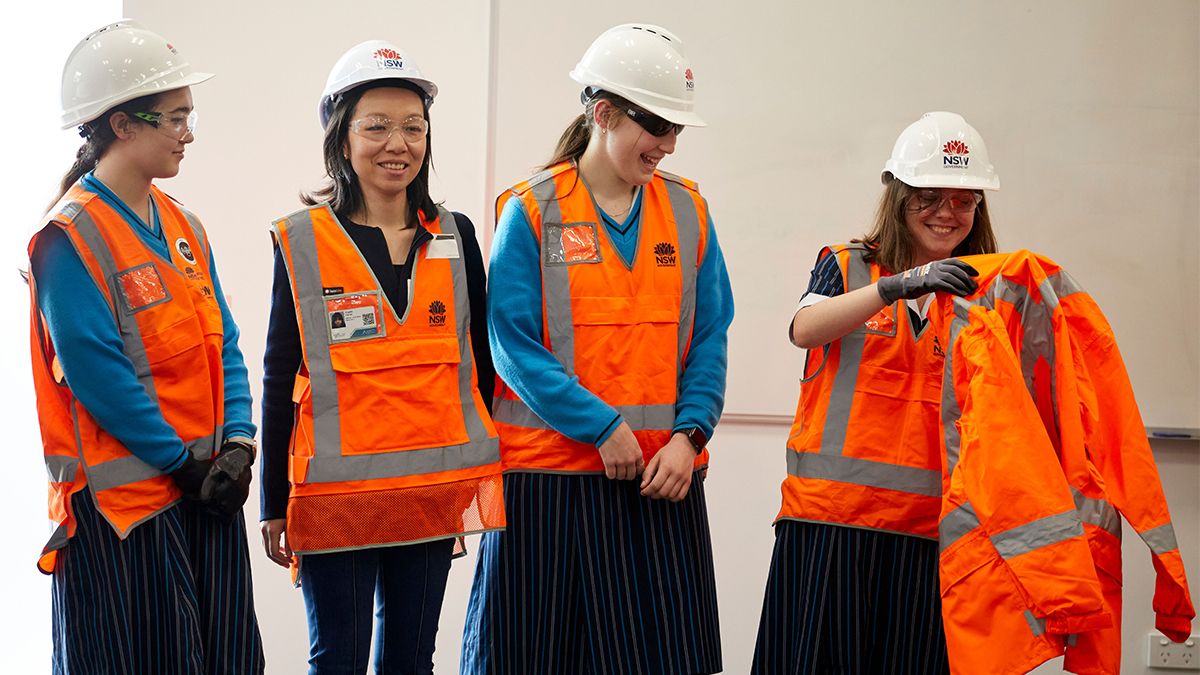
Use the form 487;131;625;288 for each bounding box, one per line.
429;300;447;326
655;242;677;267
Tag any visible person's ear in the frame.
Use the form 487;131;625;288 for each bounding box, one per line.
592;100;613;134
109;112;137;140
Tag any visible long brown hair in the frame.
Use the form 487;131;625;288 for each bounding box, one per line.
855;178;998;273
302;80;437;225
543;89;626;170
50;94;159;207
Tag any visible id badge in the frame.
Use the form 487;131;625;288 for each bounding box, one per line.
864;303;898;336
326;291;385;343
427;233;460;259
544;222;601;265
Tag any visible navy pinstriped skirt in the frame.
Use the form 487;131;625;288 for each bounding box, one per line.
462;471;722;675
752;519;949;675
50;488;264;674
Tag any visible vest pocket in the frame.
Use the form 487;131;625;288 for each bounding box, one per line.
327;336;468;454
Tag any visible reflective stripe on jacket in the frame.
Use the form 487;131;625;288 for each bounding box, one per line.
29;184;225;573
272;204;504;554
777;244;945;539
490;162;709;473
938;297;1110;675
942;250;1195;674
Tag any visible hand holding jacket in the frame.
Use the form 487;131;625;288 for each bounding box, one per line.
877;258;978;304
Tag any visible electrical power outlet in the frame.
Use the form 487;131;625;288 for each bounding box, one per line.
1147;633;1199;670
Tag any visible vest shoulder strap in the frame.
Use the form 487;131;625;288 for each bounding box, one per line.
656;169;700;193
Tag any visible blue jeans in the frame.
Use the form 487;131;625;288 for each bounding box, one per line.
299;539;455;675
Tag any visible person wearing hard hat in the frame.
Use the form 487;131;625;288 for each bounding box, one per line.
259;40;505;673
752;111;999;674
461;23;733;675
27;21;263;672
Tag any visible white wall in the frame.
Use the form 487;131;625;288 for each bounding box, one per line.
0;2;122;672
6;1;1197;673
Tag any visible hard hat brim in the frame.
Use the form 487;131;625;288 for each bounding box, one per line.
61;70;214;130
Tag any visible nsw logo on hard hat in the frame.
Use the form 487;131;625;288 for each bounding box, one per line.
684;68;695;91
374;48;404;70
942;140;970;167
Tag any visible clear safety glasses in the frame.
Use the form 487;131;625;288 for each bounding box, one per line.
349;115;429;144
907;189;983;214
134;110;198;140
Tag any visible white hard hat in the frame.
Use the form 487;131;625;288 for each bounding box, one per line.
319;40;438;129
60;20;212;130
570;23;705;127
882;111;999;191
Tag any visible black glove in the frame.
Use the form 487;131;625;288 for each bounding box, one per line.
169;454;210;501
877;258;979;304
200;441;255;520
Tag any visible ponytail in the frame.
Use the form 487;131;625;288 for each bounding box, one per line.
542;90;626;170
49;94;159;208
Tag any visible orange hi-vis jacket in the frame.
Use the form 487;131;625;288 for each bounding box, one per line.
28;183;226;574
939;250;1194;674
272;204;504;555
777;244;947;539
490;162;710;472
938;298;1110;675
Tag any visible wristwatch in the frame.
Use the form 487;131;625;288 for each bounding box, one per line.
221;436;258;462
678;427;708;454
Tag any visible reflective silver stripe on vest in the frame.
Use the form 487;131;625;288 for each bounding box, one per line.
941;299;970;473
1039;270;1083;314
1139;522;1180;555
66;208;160;408
1073;489;1122;539
443;213;493;446
83;434;217;492
939;500;981;551
534;178;576;376
787;451;941;497
45;455;78;483
991;510;1085;560
279;206;498;484
1024;610;1048;637
663;179;701;387
819;248;870;456
276;207;342;463
493;396;675;432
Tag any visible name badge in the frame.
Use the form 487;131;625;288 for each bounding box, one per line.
427;233;460;259
326;291;385;343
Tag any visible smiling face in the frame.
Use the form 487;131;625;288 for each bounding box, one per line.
903;188;978;264
344;87;427;207
594;100;678;187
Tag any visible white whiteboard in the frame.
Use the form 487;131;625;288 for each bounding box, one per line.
488;0;1200;427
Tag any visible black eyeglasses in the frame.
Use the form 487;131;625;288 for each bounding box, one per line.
620;105;684;138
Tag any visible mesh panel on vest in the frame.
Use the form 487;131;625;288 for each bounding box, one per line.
286;474;504;553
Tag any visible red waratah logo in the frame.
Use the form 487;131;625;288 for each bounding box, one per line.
942;139;971;167
943;140;970;155
374;48;404;69
684;68;695;91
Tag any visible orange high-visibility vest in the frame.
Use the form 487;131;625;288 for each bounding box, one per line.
938;298;1110;675
941;250;1195;674
489;162;711;473
28;184;226;574
777;244;946;539
272;204;504;554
